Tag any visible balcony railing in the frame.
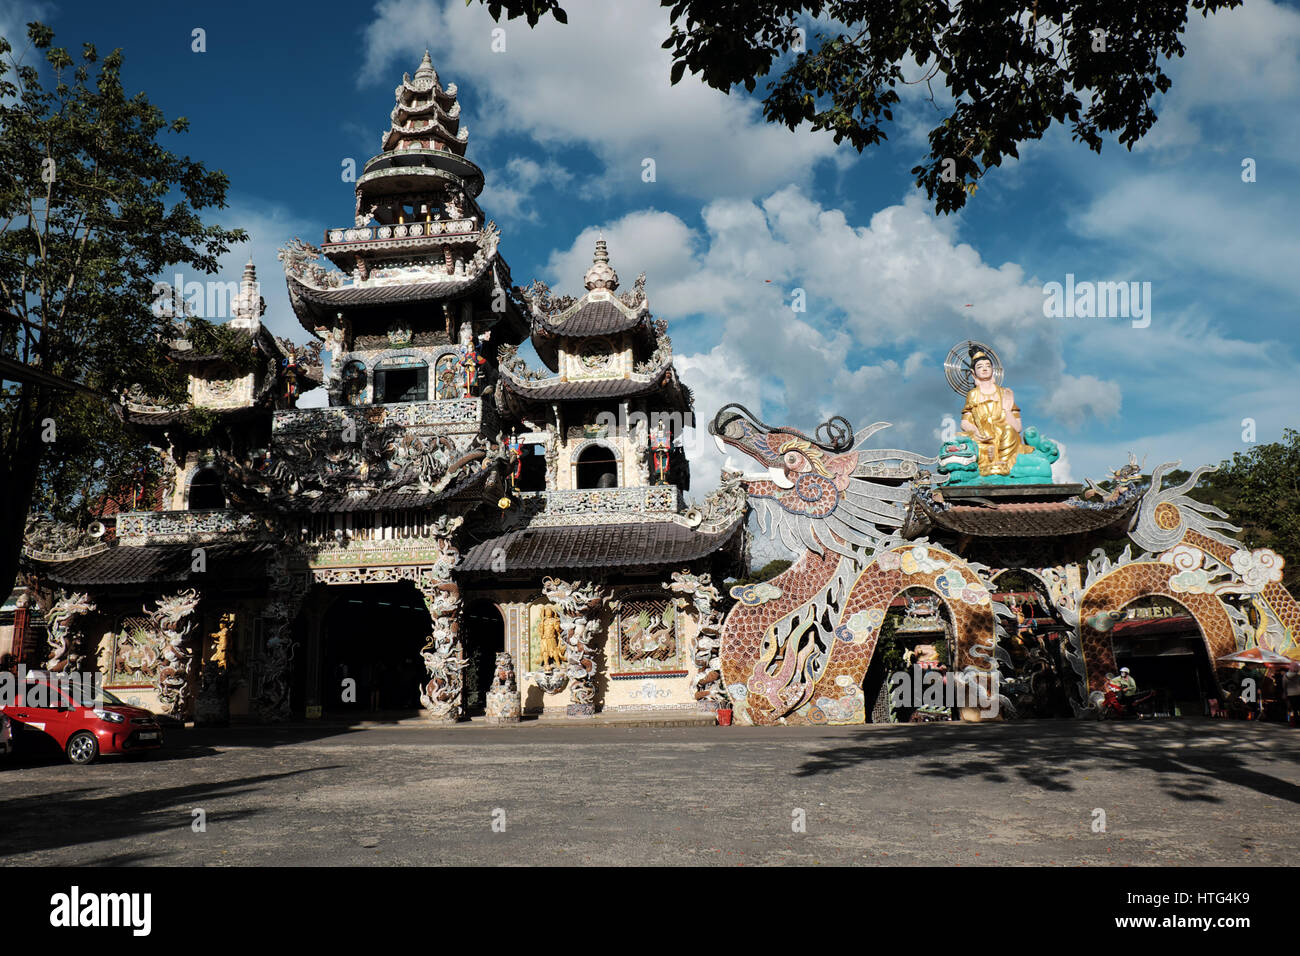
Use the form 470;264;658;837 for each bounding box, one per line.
322;218;478;247
273;398;486;434
520;485;682;521
115;510;267;543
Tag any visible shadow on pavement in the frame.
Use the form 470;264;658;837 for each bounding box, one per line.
0;765;341;859
794;719;1300;805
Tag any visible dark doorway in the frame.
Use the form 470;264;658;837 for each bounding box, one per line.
463;599;505;714
576;444;618;489
516;443;547;492
375;362;429;403
1112;613;1217;716
188;469;225;510
322;583;429;714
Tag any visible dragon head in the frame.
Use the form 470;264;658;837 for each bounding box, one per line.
709;404;934;560
937;435;980;475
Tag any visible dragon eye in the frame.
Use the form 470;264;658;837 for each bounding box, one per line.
784;451;804;469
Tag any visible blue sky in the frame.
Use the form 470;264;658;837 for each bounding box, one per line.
7;0;1299;493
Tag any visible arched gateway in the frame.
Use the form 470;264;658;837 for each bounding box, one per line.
711;342;1298;725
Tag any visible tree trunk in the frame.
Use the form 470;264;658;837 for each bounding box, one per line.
0;386;50;596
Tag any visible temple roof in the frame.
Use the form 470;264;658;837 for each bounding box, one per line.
498;361;690;409
903;486;1143;539
521;241;654;369
459;515;745;575
290;467;489;513
122;296;320;428
534;297;648;339
27;541;275;587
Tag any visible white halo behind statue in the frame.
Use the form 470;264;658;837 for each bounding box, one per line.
944;340;1003;394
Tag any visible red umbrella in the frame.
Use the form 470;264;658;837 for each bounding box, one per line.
1216;647;1297;668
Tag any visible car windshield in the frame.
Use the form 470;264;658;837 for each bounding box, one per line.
99;689;125;706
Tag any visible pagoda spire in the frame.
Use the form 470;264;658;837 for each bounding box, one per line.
231;258;264;329
384;50;468;156
584;237;619;292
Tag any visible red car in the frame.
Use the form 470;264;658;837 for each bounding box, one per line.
1;675;163;764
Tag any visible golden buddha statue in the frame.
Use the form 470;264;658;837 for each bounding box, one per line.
960;346;1035;477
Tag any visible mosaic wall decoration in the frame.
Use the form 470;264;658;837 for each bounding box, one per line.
110;615;161;685
614;598;679;672
721;543;997;725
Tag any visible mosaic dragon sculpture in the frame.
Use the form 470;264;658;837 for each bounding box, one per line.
44;592;97;673
710;405;1003;725
150;590;201;717
712;398;1299;723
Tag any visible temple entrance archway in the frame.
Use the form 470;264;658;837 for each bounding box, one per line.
319;582;429;714
462;599;504;714
1077;560;1234;701
1110;596;1217;716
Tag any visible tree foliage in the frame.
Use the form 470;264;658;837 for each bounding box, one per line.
0;22;245;585
476;0;1241;213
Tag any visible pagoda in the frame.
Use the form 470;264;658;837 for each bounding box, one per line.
14;52;748;729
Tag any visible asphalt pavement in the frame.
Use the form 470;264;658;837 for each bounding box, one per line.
2;718;1296;866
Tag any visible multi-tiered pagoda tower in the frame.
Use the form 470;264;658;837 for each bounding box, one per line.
16;53;747;727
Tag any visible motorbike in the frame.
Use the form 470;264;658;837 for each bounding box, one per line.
1099;677;1156;719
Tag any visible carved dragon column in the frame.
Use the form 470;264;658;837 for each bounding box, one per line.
42;591;97;675
415;516;467;723
254;554;309;722
541;577;607;717
665;570;727;712
150;589;201;720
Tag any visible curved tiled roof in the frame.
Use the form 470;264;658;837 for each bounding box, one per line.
535;297;648;338
904;490;1142;539
459;515;744;575
28;541;275;587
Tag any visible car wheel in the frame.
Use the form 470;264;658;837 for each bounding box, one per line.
66;731;99;765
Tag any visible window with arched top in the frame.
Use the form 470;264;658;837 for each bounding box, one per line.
188;468;225;510
575;443;618;490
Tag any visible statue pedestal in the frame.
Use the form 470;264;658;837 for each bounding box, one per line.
484;651;521;724
566;702;595;718
420;710;462;724
195;663;229;727
485;691;521;724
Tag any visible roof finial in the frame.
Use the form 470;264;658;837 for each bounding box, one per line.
414;49;437;84
584;235;618;291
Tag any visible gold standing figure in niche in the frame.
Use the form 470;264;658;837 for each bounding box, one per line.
960;346;1034;477
538;605;565;670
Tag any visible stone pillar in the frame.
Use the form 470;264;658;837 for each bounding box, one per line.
302;600;325;718
150;590;201;720
541;577;607;717
665;571;726;711
10;593;30;666
484;651;521;724
254;555;309;722
416;518;467;723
